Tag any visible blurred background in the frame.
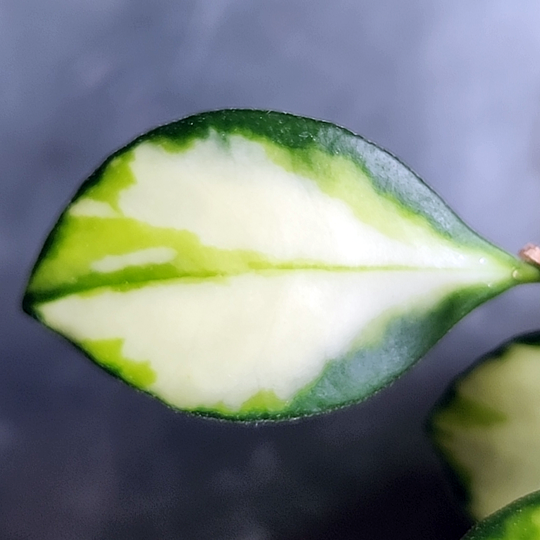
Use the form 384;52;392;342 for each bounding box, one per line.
2;1;540;538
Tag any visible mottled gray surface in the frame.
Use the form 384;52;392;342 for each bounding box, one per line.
2;2;540;539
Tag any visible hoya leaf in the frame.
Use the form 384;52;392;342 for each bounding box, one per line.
429;332;540;520
23;110;540;420
461;490;540;540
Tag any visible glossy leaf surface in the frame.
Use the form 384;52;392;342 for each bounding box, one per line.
23;110;540;420
429;332;540;520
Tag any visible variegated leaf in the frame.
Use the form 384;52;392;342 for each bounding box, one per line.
23;110;540;420
429;332;540;520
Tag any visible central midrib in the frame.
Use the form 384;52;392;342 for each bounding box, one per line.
27;263;513;307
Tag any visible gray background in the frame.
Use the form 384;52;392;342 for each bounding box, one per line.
2;1;540;539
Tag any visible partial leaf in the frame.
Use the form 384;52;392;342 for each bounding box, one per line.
429;332;540;520
461;490;540;539
23;110;540;420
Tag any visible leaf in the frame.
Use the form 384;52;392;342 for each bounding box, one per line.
429;332;540;520
461;490;540;539
23;110;540;420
